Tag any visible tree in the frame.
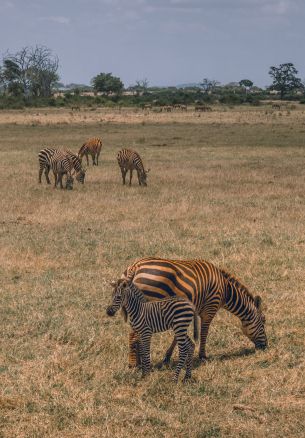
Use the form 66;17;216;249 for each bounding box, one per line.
269;63;303;99
91;72;124;95
200;78;220;93
239;79;253;94
2;46;59;98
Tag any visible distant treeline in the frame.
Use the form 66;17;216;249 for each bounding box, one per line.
1;45;305;109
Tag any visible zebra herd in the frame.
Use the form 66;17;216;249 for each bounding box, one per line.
38;138;268;383
106;257;268;383
38;137;149;189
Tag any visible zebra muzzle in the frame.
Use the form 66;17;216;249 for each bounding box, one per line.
106;306;116;317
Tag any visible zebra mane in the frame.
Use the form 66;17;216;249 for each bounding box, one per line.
220;269;255;303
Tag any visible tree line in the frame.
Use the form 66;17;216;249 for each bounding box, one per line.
0;45;304;108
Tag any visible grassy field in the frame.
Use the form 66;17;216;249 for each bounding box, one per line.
0;106;305;437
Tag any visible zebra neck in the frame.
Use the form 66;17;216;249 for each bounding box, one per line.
125;297;144;323
124;287;145;321
224;280;257;323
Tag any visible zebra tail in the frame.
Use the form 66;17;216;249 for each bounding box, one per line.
193;314;199;342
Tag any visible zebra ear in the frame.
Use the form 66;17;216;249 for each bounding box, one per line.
110;280;117;287
254;295;262;310
121;279;130;288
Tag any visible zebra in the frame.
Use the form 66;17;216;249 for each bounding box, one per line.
117;149;150;186
106;279;198;383
78;137;102;166
116;257;267;368
38;148;86;185
50;150;75;189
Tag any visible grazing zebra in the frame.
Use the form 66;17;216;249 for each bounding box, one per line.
78;137;102;166
106;280;197;382
116;257;267;368
117;148;150;186
38;148;86;185
50;151;74;189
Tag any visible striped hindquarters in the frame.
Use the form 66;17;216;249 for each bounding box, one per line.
65;150;86;183
50;150;73;174
38;148;57;184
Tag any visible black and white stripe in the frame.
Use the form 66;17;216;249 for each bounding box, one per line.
50;151;74;190
106;280;197;383
38;148;86;185
121;258;268;368
117;149;149;186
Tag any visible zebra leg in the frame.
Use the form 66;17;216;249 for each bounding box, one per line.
137;170;141;186
161;337;177;367
92;153;96;165
128;331;141;368
121;168;127;185
183;336;195;383
38;167;43;183
96;152;100;166
53;172;57;188
139;332;152;377
174;335;189;383
45;166;51;184
59;173;64;189
199;309;218;361
129;169;133;186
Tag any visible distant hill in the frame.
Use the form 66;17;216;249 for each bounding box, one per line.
176;83;201;89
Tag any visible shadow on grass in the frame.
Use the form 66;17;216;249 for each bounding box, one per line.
154;347;255;371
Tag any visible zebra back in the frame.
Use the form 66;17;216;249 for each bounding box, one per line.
79;137;102;156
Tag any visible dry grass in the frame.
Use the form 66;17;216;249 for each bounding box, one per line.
0;106;305;437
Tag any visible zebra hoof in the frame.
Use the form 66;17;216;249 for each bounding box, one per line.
199;355;208;363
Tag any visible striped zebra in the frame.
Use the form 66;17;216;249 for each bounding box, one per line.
117;257;267;368
78;137;102;166
117;149;150;186
50;150;74;189
106;279;197;382
38;148;86;185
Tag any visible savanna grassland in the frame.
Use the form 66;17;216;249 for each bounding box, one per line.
0;106;305;438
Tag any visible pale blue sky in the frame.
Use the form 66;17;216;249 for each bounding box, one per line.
1;0;304;87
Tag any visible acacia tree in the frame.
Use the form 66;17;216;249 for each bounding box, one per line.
2;46;59;97
269;63;303;99
200;78;219;93
91;72;124;95
239;79;253;94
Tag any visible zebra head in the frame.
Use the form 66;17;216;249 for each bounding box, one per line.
106;279;130;316
140;168;150;186
76;168;86;184
241;295;267;350
65;175;74;190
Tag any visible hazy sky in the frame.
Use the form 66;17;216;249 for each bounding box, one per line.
1;0;305;87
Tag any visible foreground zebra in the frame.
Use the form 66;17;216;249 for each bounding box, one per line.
50;150;74;189
117;257;267;368
117;149;149;186
78;137;102;166
38;148;86;185
106;280;197;382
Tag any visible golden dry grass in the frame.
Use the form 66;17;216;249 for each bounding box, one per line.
0;106;305;437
